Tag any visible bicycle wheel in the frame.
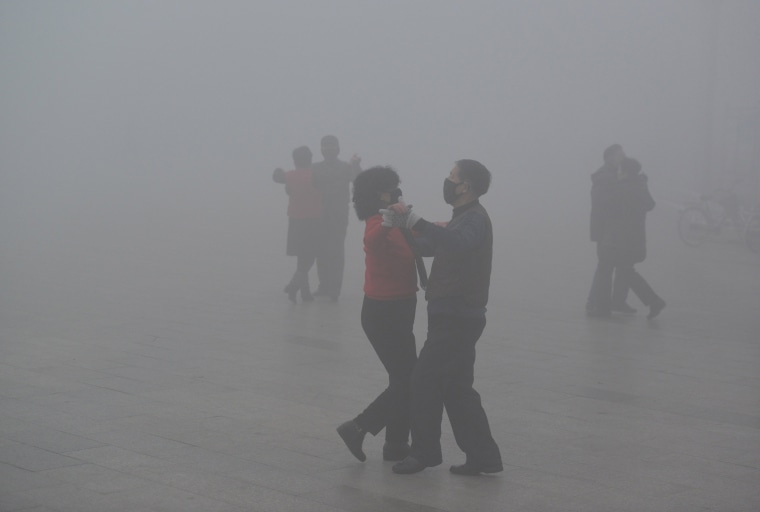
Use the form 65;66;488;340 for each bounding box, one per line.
678;207;713;246
745;214;760;254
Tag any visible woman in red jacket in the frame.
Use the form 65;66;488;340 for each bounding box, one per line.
272;146;322;303
336;166;419;462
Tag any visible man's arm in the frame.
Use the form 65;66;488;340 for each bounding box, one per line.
412;213;486;254
272;168;286;184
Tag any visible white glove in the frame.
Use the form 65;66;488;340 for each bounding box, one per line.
379;208;407;228
380;198;421;229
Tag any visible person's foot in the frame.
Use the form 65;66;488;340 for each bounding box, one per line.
449;461;503;476
336;421;366;462
301;289;313;302
313;288;328;297
611;303;637;314
647;297;666;319
392;456;427;474
382;441;411;461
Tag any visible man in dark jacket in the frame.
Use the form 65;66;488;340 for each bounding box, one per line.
586;144;633;316
381;159;503;476
311;135;361;301
608;158;665;319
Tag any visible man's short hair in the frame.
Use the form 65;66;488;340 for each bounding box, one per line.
456;159;491;196
321;135;339;145
292;146;312;168
352;166;400;220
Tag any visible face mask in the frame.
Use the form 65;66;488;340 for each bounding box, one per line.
443;178;462;205
390;188;402;204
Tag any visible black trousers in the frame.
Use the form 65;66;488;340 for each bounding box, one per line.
316;223;347;299
588;244;659;310
409;314;501;467
354;296;417;443
587;243;629;313
614;259;659;307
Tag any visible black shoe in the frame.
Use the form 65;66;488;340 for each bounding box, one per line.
611;303;637;314
284;281;298;303
392;456;428;474
336;421;366;462
383;441;410;461
449;461;503;476
647;298;666;319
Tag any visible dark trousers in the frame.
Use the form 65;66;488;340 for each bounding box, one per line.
316;223;347;298
286;254;316;294
589;244;660;310
409;314;501;467
614;260;659;307
354;296;417;443
587;243;628;313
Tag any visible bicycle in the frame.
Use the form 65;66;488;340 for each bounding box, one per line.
677;188;760;253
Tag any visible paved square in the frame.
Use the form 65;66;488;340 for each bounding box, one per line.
1;202;759;512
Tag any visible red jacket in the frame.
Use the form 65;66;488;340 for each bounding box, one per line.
363;214;418;300
284;168;321;219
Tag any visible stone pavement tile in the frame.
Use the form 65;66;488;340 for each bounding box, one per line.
104;482;251;512
37;463;153;494
0;490;46;512
20;386;162;422
13;483;143;512
634;452;760;492
227;461;340;495
0;462;62;495
303;484;452;512
574;485;751;512
109;470;346;512
635;422;760;466
2;426;105;454
63;445;173;471
0;439;84;472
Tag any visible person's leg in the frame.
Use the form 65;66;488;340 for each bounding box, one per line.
330;228;347;300
283;262;301;303
626;266;666;317
297;253;316;301
404;315;461;468
611;266;634;311
588;243;615;315
353;297;417;441
442;318;502;471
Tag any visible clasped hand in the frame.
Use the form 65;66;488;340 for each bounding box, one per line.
379;199;421;229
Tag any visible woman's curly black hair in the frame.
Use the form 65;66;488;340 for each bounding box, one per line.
352;166;400;220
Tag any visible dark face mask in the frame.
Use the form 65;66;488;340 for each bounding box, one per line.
443;178;462;205
390;188;402;204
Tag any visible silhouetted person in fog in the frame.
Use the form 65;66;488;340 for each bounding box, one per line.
273;146;321;303
608;158;665;318
311;135;362;301
586;144;634;317
383;159;503;476
336;166;418;463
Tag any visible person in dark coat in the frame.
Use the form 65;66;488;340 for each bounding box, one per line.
272;146;322;303
586;144;635;316
310;135;362;301
383;159;503;476
608;157;665;319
